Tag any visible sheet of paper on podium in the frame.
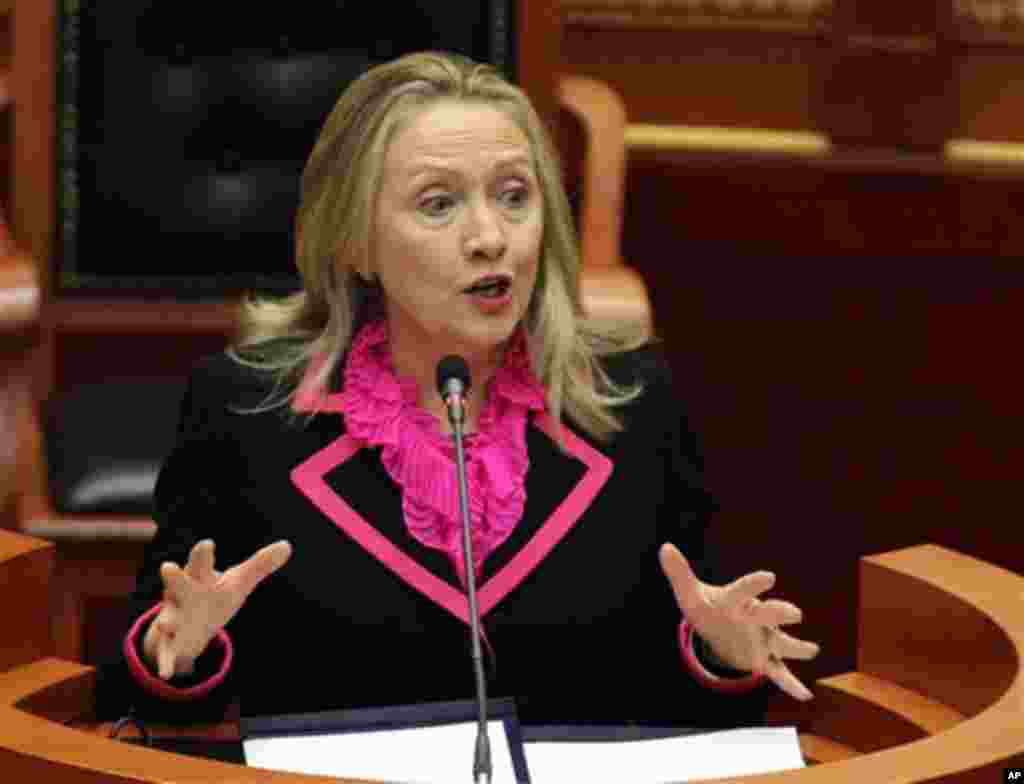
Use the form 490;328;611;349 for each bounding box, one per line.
522;725;805;783
244;719;519;783
243;697;802;784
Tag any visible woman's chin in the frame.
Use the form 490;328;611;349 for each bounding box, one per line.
446;313;522;357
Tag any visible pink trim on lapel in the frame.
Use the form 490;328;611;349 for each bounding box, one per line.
290;434;474;625
476;413;612;615
289;413;613;627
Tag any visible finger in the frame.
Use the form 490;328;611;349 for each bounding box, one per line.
771;629;821;661
658;543;703;616
719;570;775;610
185;539;217;583
764;658;814;702
154;605;179;637
156;638;178;681
745;598;802;628
160;562;191;602
226;540;293;599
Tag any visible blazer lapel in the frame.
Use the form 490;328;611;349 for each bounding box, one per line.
476;414;612;614
289;413;613;627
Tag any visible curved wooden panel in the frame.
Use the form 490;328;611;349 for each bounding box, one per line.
1;538;1023;781
798;733;857;764
802;672;963;754
858;545;1021;717
0;659;378;783
820;672;964;736
767;544;1024;783
0;530;53;672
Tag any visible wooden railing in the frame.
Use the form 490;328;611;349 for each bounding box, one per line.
2;528;1023;781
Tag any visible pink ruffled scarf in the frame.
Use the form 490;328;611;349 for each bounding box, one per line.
339;320;547;586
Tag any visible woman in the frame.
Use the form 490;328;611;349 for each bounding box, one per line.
99;52;818;727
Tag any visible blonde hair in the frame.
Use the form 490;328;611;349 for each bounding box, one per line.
231;51;650;443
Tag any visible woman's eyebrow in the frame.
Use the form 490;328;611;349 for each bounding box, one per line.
494;152;533;168
404;162;459;181
492;154;535;175
403;152;534;180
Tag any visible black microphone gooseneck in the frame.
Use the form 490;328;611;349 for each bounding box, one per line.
436;355;492;784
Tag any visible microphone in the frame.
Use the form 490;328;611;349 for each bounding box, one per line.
436;356;492;784
437;355;471;425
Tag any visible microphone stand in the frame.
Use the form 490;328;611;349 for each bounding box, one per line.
446;385;492;784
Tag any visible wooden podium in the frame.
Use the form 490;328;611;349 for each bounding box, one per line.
2;528;1022;783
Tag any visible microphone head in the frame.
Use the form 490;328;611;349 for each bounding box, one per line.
436;355;472;398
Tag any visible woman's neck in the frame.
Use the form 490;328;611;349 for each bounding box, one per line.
388;335;503;435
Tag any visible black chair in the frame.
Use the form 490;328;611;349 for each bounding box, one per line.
61;1;514;295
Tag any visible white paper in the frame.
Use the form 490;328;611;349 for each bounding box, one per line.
244;719;517;784
523;726;804;784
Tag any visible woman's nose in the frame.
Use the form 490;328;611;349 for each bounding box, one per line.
463;202;507;260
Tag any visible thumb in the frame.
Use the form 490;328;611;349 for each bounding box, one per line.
658;542;702;616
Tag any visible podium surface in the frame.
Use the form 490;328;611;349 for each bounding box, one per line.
2;529;1023;782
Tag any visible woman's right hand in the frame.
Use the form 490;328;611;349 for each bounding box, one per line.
143;538;293;680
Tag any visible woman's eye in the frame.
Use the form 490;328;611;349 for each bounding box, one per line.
420;195;455;217
501;187;529;209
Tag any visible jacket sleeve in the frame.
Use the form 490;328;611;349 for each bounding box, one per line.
644;348;768;702
95;356;249;723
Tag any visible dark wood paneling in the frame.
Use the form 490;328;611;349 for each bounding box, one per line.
50;540;148;665
623;150;1024;681
518;0;563;133
0;532;54;671
837;0;946;36
563;27;828;130
0;8;10;210
955;50;1024;142
10;0;55;289
822;43;955;151
562;0;1024;152
50;332;230;398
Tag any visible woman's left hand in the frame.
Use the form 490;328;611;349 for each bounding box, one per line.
658;542;820;701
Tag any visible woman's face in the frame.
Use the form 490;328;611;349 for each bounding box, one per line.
370;100;543;361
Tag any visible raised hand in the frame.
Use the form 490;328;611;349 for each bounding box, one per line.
143;538;293;680
658;542;819;701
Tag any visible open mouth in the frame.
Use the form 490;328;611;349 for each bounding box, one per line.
464;275;512;298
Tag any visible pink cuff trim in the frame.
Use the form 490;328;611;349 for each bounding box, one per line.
123;603;234;702
679;620;766;694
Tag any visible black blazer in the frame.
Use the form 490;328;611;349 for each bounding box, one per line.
97;344;768;727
